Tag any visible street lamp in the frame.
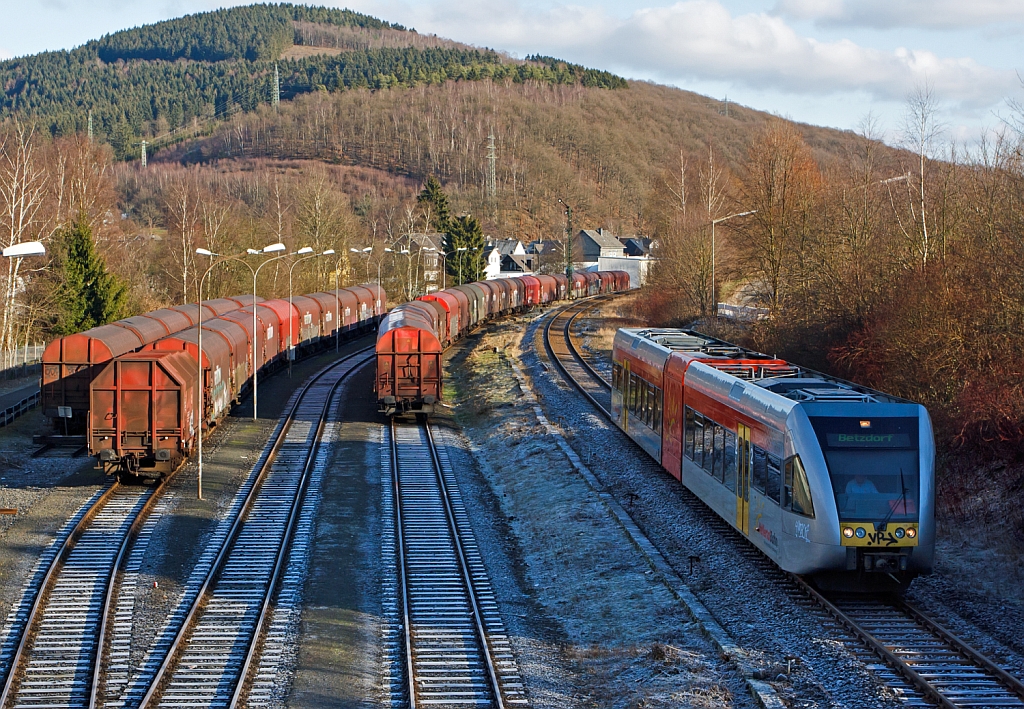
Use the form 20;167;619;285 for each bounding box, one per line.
349;246;373;283
1;242;46;370
288;247;328;376
196;243;287;422
710;210;757;317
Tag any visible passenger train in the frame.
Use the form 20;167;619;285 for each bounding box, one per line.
611;328;934;588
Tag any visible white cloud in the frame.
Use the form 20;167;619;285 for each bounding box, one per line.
773;0;1024;29
385;0;1015;108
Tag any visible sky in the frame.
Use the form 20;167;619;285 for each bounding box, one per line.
0;0;1021;146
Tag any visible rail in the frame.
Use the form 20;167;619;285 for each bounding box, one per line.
390;416;525;707
136;346;373;709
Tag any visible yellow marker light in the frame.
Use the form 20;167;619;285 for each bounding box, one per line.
843;527;854;538
906;527;917;538
859;420;871;428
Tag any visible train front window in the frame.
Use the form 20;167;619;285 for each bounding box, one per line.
809;416;920;523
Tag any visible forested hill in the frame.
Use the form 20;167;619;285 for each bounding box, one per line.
0;3;626;159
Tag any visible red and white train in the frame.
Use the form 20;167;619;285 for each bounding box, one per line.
611;328;934;587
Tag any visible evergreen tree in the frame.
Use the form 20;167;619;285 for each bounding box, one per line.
417;175;450;234
51;216;129;335
443;214;485;285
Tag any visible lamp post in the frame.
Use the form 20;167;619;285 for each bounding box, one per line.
710;210;757;318
194;248;241;500
246;243;287;419
557;198;574;280
349;246;372;283
287;247;315;376
1;241;46;370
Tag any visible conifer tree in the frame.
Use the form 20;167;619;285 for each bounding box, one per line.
51;215;129;335
443;214;485;285
417;176;451;234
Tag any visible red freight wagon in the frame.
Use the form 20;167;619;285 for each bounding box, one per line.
450;284;487;328
219;309;269;371
361;283;387;318
42;325;146;429
90;350;199;478
146;324;238;423
290;295;323;348
583;272;600;295
570;273;588;299
474;280;501;317
112;315;172;342
597;272;615;293
252;299;297;353
346;285;376;324
376;304;443;416
420;292;461;342
492;278;512;312
143;308;196;331
519;275;541;306
535;275;558;303
552;274;569;300
307;292;340;340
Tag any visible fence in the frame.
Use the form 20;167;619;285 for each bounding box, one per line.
0;389;39;428
0;344;44;380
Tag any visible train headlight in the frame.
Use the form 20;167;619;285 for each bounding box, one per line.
855;527;866;539
843;527;854;538
895;527;905;538
906;527;917;538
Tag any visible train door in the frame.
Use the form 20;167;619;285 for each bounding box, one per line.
736;424;751;534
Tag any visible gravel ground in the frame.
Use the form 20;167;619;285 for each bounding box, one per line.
444;318;753;709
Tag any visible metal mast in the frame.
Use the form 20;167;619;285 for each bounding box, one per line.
486;131;496;199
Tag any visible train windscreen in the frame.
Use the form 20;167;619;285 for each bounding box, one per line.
808;416;919;523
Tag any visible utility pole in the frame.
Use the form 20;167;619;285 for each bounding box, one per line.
486;131;496;200
273;64;280;108
140;140;147;168
557;198;574;283
87;110;93;141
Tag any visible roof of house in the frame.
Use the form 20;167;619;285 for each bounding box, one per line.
501;254;533;272
579;228;625;250
528;240;564;254
398;233;444;251
485;238;523;255
622;237;652;256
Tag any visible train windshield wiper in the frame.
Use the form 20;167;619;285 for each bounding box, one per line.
879;467;908;530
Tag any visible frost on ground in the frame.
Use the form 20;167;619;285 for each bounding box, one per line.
447;323;749;709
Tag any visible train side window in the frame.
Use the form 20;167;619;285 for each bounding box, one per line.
693;414;705;467
612;363;621;391
702;420;714;473
713;425;725;482
752;446;767;493
684;407;695;460
723;429;737;492
646;386;655;427
783;455;814;517
766;454;782;503
628;373;636;412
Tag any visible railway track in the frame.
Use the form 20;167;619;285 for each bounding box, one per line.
389;416;526;708
541;302;1024;709
134;347;372;709
542;297;613;410
0;483;160;709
